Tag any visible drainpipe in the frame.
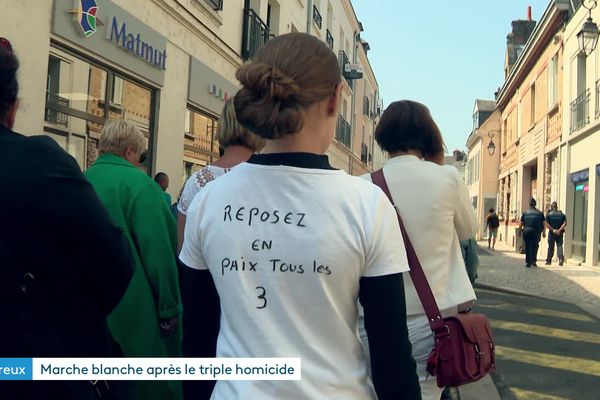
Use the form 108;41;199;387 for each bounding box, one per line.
241;0;250;59
307;0;314;33
350;30;358;153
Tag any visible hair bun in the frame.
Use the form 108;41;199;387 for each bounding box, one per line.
236;63;300;102
233;33;341;140
234;63;304;139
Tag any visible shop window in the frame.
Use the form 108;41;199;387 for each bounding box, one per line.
44;48;156;170
183;107;219;170
110;76;124;106
86;64;107;118
45;55;71;127
184;162;194;181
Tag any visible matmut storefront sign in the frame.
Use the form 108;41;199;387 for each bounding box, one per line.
52;0;167;85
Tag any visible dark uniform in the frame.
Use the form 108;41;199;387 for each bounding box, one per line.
546;209;567;265
521;207;545;267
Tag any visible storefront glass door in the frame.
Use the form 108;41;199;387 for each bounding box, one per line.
572;181;589;261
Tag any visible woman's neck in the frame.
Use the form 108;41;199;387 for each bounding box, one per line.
261;136;323;154
389;150;424;159
261;118;331;155
213;144;254;168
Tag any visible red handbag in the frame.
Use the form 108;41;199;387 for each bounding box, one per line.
371;169;496;388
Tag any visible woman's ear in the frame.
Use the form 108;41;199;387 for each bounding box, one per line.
327;83;343;117
125;147;140;165
5;100;19;129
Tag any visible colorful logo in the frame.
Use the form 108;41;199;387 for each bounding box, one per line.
74;0;99;37
209;84;229;101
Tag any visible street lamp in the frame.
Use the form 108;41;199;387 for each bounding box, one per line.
487;131;496;156
578;0;600;56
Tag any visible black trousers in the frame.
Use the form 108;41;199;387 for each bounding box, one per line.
523;228;540;266
547;232;564;262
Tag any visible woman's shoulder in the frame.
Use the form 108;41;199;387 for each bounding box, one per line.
23;134;67;155
24;134;82;174
191;165;231;188
390;160;461;182
335;173;391;204
178;165;232;215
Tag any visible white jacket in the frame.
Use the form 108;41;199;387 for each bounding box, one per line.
364;155;478;315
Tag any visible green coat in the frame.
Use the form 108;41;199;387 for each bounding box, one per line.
85;154;182;400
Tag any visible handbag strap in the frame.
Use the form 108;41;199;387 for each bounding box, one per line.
371;169;446;333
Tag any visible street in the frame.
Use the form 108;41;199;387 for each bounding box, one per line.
474;287;600;400
459;243;600;400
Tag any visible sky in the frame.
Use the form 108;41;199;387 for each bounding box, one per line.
353;0;549;153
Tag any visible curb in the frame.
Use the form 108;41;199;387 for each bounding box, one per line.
456;375;502;400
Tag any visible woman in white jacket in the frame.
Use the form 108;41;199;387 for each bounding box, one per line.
361;100;478;400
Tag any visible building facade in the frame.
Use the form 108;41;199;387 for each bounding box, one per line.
560;0;600;266
465;103;501;240
444;150;467;180
3;0;381;200
496;1;569;255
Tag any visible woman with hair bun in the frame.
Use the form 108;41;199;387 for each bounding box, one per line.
180;33;421;400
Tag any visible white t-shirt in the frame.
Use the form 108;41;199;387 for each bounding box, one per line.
179;162;409;400
177;165;231;215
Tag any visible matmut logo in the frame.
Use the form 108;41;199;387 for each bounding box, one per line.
72;0;99;37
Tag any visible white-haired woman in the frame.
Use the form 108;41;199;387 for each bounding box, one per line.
85;119;183;400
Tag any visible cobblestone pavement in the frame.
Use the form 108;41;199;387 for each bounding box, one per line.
475;240;600;320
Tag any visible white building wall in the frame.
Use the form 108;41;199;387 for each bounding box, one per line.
2;0;380;198
154;42;189;189
561;3;600;265
4;0;53;136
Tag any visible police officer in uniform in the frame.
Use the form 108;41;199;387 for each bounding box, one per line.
520;198;546;268
545;201;567;266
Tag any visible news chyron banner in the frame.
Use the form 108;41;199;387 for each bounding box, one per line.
0;358;301;381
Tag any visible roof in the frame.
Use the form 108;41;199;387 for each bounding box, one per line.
475;99;497;112
465;130;481;149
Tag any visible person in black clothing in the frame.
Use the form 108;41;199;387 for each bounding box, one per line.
486;208;500;250
545;201;567;266
0;38;134;400
519;198;546;268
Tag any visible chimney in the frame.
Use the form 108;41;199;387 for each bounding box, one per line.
504;10;537;77
453;149;465;162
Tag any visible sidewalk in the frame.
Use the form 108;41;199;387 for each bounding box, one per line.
456;240;600;400
475;239;600;320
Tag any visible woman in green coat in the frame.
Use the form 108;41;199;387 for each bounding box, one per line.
85;120;183;400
